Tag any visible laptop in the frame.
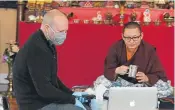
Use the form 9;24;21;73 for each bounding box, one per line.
107;87;158;110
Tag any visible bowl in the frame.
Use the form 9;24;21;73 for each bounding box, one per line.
84;20;89;24
73;19;80;24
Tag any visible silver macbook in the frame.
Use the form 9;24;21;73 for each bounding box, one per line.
108;87;158;110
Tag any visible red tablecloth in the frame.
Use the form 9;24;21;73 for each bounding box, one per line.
58;8;174;21
19;22;174;87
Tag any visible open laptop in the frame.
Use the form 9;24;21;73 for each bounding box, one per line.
108;87;158;110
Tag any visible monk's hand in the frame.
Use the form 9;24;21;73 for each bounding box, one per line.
136;72;149;82
115;65;129;75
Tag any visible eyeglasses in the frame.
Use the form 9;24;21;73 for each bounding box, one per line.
123;35;141;42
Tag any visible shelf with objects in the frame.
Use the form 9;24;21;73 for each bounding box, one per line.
23;0;174;27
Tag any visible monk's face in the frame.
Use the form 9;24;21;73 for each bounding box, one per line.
122;28;143;49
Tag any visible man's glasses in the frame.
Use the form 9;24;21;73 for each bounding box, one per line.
123;35;141;42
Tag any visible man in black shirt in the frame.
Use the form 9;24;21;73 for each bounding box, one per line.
13;9;85;110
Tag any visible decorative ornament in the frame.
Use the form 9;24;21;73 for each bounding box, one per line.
83;1;93;8
143;9;151;25
130;10;137;22
104;12;113;25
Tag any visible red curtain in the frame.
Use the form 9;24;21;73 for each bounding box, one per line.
19;22;174;87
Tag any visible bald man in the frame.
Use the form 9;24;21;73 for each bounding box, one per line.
13;10;85;110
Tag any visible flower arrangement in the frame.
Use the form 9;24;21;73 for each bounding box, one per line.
2;40;19;73
1;40;19;97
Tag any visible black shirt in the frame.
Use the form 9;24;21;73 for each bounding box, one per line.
13;29;75;110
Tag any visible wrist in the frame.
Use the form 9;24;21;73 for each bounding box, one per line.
71;96;76;104
145;76;149;82
115;67;120;74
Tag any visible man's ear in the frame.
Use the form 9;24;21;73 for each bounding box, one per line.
141;32;143;39
45;24;49;29
121;33;124;40
44;24;49;33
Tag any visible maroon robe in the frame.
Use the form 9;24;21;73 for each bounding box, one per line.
104;39;167;86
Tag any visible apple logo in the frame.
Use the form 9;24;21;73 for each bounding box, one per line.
130;100;136;107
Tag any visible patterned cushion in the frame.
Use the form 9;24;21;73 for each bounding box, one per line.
93;75;173;98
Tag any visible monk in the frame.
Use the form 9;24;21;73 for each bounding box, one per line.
104;22;167;86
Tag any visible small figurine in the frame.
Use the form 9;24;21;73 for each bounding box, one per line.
105;12;113;20
130;10;137;22
119;2;125;26
92;11;102;24
97;11;102;21
143;9;151;23
104;12;113;24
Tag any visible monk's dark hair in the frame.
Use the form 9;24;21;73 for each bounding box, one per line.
123;22;142;33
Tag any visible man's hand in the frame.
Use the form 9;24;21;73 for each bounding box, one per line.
115;65;129;75
72;92;88;97
136;72;149;82
73;92;89;104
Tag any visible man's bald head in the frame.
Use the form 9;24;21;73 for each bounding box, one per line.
41;9;67;26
